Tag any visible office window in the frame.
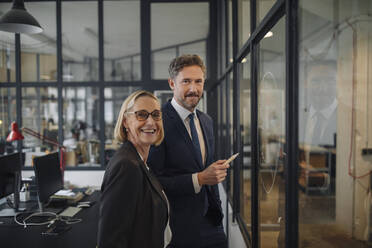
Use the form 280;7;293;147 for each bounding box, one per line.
63;87;100;167
239;54;251;237
104;86;140;165
237;0;251;50
257;0;276;23
257;17;285;247
299;0;372;246
151;2;209;79
104;0;140;82
21;87;58;156
62;1;98;82
0;88;16;152
21;2;56;82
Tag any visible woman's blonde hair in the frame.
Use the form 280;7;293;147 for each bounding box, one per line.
114;90;164;146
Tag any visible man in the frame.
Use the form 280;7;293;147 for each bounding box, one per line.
148;54;229;248
303;60;337;147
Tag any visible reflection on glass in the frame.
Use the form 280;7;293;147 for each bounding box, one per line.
257;0;276;23
258;17;285;247
0;88;16;154
63;87;100;167
0;23;15;83
239;54;251;237
62;2;98;82
22;88;58;152
299;1;372;247
104;0;140;81
21;2;57;82
151;2;209;79
238;0;251;50
104;86;140;165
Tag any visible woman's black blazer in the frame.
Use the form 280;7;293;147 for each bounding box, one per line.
97;141;168;248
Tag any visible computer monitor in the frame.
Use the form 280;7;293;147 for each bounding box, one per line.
33;152;63;209
0;153;25;216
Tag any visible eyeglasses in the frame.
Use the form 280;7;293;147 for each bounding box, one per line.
126;110;162;121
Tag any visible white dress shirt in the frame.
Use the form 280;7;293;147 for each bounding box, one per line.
305;99;337;146
171;98;205;194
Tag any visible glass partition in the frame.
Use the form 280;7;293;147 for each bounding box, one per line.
238;0;251;50
0;6;15;84
257;0;276;23
0;88;16;154
228;0;233;64
21;2;56;82
104;86;140;165
62;1;98;82
257;17;285;247
151;2;209;79
21;88;58;159
299;1;372;247
63;87;100;167
152;48;177;79
104;0;140;82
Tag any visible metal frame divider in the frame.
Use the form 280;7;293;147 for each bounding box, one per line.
285;0;299;247
231;0;240;222
57;0;64;157
15;34;22;152
98;0;105;167
249;0;257;247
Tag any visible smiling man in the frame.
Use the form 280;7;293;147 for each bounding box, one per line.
148;55;229;248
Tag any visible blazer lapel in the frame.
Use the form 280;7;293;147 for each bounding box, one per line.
126;141;167;205
164;102;204;169
140;163;168;204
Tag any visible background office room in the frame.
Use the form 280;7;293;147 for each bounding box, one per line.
0;0;371;247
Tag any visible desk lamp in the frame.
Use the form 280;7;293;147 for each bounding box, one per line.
6;121;24;212
7;121;66;176
0;0;43;34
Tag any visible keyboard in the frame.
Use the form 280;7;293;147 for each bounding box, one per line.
59;206;81;217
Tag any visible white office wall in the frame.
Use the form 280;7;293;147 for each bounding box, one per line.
22;170;104;188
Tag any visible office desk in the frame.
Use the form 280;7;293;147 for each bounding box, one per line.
0;192;100;248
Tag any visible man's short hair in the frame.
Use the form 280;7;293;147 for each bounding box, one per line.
168;54;206;79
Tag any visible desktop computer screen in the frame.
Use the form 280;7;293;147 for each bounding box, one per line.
33;152;63;204
0;153;24;199
0;153;25;216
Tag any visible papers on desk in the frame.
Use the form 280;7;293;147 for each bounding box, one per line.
51;190;84;203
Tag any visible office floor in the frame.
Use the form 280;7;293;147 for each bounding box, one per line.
242;174;371;248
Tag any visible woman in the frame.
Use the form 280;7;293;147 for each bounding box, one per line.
98;90;171;248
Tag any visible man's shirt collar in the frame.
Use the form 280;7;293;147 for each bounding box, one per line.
171;98;197;121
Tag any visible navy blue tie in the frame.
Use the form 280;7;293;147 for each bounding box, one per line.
189;113;203;166
189;113;209;215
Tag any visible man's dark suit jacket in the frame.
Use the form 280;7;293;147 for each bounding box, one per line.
148;101;224;247
98;140;168;248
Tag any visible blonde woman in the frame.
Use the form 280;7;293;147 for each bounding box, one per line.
98;90;170;248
